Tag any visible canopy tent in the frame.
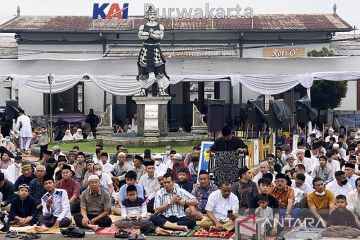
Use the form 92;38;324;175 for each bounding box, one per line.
268;99;293;129
0;71;359;96
295;96;317;123
0;57;360;96
246;97;266;127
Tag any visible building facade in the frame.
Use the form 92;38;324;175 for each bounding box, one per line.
0;12;355;130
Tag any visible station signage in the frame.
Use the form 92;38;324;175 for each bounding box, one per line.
144;3;254;19
263;47;305;58
93;3;129;19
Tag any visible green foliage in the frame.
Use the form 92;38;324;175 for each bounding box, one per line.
307;47;347;111
48;140;195;154
310;81;348;110
307;47;335;57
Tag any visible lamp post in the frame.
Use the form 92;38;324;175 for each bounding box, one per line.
48;73;53;142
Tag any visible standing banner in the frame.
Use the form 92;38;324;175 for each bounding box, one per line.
253;139;260;166
292;134;299;153
198;141;214;175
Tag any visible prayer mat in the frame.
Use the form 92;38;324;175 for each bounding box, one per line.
146;230;192;237
95;224;140;235
282;226;323;240
190;226;234;239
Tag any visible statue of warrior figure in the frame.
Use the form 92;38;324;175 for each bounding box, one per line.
136;7;169;96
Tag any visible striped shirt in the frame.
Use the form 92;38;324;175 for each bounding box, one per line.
154;187;196;218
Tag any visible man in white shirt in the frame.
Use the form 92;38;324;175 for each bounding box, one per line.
99;152;114;174
35;175;71;231
253;162;274;185
199;181;239;231
52;146;66;161
6;155;22;184
93;164;114;197
344;162;359;189
154;154;167;176
327;170;353;197
294;149;313;174
325;128;338;143
15;109;33;152
282;154;295;174
291;173;312;194
139;160;159;212
347;178;360;219
294;164;313;187
326;150;341;176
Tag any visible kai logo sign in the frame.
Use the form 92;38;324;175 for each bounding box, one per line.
92;3;129;20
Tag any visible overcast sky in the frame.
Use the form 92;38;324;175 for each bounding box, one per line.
1;0;359;29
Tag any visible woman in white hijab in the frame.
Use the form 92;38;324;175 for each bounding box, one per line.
62;130;74;141
87;132;94;140
73;128;84;140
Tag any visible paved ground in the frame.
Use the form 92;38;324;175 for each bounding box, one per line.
3;233;225;240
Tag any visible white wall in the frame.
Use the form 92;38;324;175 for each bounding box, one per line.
18;88;43;116
220;82;230;103
18;44;103;60
84;82;105;114
335;81;357;110
0;82;11;107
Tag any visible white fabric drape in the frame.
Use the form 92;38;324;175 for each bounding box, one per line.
1;71;359;96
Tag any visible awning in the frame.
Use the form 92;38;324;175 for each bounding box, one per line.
0;57;360;96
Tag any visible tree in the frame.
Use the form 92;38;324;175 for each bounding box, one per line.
307;47;348;116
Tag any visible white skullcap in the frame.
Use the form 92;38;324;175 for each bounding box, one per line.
174;153;182;160
328;128;334;132
88;175;99;182
157;171;167;178
118;152;126;157
154;154;162;159
52;146;60;150
332;143;339;150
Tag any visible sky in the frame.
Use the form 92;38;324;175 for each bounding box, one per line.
0;0;359;30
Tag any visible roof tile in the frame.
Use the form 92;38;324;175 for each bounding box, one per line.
0;14;352;32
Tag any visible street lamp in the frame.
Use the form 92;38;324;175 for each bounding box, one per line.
47;73;53;142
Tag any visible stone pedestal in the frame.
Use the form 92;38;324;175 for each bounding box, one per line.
132;96;171;139
96;104;113;139
191;104;208;134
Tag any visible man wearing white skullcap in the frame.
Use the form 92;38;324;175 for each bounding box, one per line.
74;174;112;231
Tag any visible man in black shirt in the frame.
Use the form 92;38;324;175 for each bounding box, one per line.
210;126;247;153
85;109;100;138
209;126;248;186
0;172;15;211
250;177;279;236
232;166;258;215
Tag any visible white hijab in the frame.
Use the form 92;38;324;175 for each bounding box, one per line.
62;130;74;141
73;129;84;140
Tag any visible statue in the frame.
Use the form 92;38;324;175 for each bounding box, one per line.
136;6;169;97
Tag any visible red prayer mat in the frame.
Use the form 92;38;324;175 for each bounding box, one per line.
95;225;140;235
191;227;234;238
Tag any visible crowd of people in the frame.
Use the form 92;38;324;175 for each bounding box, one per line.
0;124;359;237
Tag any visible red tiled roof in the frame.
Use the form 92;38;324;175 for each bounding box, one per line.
0;14;352;33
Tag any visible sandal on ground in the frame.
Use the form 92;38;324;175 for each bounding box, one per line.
19;233;41;239
5;230;18;238
114;230;130;238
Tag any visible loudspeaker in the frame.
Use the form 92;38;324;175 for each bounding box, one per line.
5;100;19;120
207;99;225;132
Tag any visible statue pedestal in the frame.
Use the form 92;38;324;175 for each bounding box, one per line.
96;104;113;139
191;104;208;134
132;96;171;139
